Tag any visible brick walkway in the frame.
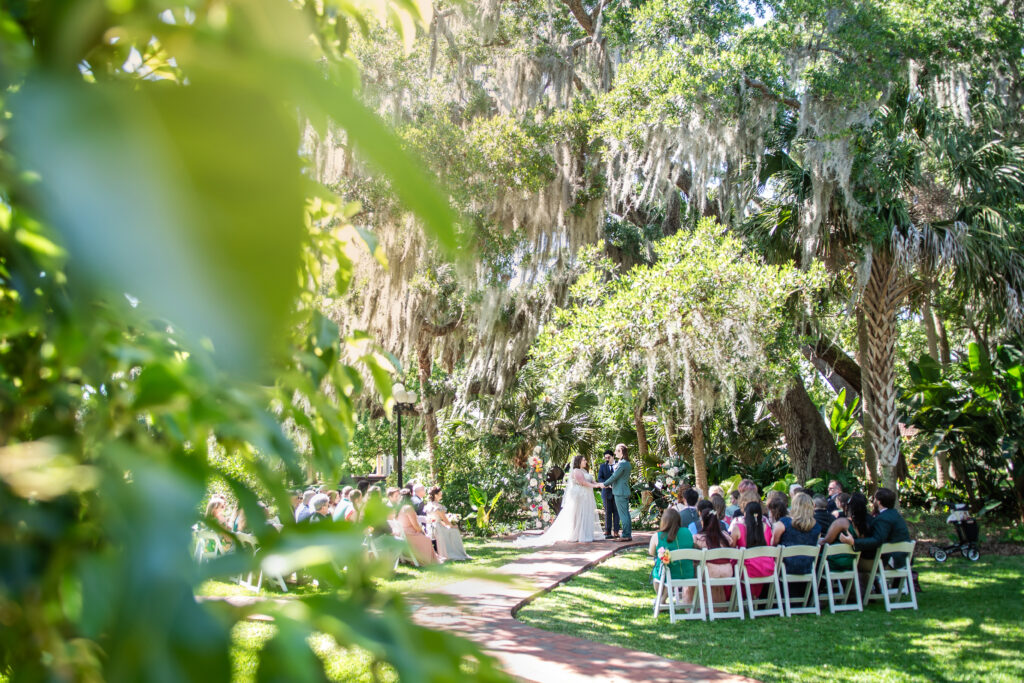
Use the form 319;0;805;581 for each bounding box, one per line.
412;534;757;683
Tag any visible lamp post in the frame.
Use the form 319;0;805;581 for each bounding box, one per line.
392;383;418;489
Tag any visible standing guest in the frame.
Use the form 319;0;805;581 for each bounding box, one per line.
598;449;620;538
826;480;843;515
332;486;354;522
772;492;821;575
412;485;428;516
397;493;439;565
725;489;741;519
294;490;315;523
812;495;833;538
674;487;701;530
840;487;911;570
425;487;470;561
822;493;870;572
308;493;331;523
602;444;633;542
648;508;695;603
694;508;735;602
730;500;775;597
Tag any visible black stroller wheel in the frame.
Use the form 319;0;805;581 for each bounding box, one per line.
963;547;980;561
933;548;948;562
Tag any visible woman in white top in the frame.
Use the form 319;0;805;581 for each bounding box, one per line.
515;455;605;546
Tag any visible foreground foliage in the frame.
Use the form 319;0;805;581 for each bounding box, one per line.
518;548;1024;682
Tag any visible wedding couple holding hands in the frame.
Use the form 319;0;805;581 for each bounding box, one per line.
515;444;632;547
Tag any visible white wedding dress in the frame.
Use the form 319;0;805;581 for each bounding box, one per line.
515;468;604;546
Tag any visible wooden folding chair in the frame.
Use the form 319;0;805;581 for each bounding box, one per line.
740;545;783;619
817;544;862;613
704;548;745;620
779;545;821;617
653;548;706;622
864;541;917;611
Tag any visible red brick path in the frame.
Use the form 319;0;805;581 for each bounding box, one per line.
412;534;758;683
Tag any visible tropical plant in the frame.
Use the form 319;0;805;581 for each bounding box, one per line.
826;388;861;458
467;484;505;536
903;341;1024;522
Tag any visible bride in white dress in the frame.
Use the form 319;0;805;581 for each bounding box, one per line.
515;455;605;546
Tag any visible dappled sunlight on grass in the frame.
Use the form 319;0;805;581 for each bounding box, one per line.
517;549;1024;682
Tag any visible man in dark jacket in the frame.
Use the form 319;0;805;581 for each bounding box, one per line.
842;487;911;568
597;450;620;538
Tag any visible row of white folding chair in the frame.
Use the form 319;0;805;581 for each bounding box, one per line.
654;540;917;622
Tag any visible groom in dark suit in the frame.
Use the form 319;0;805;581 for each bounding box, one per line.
598;449;620;538
602;444;632;541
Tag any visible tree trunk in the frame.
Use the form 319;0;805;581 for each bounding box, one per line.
857;307;879;491
862;253;904;494
634;394;649;464
692;413;708;495
662;408;678;461
935;310;951;368
767;377;843;482
921;297;949;486
417;336;438;482
802;344;859;409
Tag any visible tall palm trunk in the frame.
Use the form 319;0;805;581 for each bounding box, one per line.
921;296;949;486
862;253;904;493
417;337;438;482
857;308;879;490
692;413;708;495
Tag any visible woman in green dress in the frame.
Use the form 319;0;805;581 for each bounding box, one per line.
648;508;695;604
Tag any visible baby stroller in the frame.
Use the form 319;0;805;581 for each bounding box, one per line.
928;503;980;562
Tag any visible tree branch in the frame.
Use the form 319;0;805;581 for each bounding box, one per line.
743;76;800;110
560;0;594;36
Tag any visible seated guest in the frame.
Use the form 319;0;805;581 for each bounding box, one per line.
385;487;401;509
711;493;732;527
340;490;363;522
812;495;833;538
332;486;354;522
826;479;843;515
687;499;715;536
412;484;428;516
737;478;758;497
708;485;725;500
822;492;870;571
327;490;340;516
425;487;470;561
771;492;821;574
674;487;701;530
396;493;439;565
294;490;315;523
833;492;851;519
789;483;804;498
765;491;787;524
730;500;775;597
725;489;741;519
364;486;390;537
648;508;695;603
694;508;735;603
840;487;911;570
307;493;331;523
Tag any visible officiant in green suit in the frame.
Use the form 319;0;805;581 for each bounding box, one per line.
602;443;633;541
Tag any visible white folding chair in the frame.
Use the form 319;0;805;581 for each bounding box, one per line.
864;541;917;611
817;544;862;613
704;548;745;620
653;548;706;622
779;545;821;616
234;532;261;590
740;546;783;619
388;519;420;568
193;529;224;563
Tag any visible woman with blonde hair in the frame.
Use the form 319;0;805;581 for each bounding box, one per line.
771;492;821;574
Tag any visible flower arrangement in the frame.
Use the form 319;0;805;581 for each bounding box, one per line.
524;446;551;529
657;546;671;566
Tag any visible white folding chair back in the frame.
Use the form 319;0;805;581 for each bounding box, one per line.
864;541;917;611
740;545;783;619
388;519;420;568
193;529;224;563
818;544;862;613
653;549;706;622
703;548;745;620
234;532;261;591
779;544;821;616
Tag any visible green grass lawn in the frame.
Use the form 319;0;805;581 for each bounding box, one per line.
200;537;527;682
517;549;1024;682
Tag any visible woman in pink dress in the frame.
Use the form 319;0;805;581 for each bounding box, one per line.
397;497;439;565
729;500;775;597
693;508;735;603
